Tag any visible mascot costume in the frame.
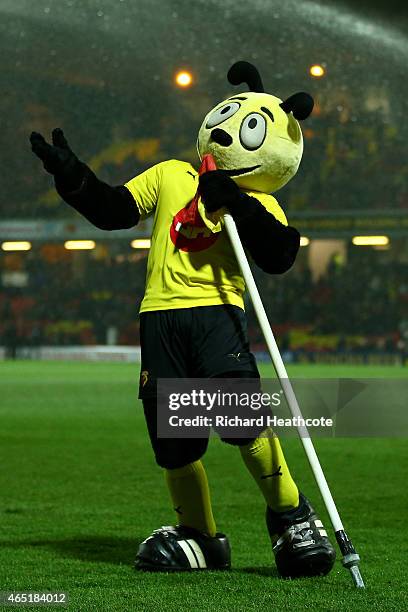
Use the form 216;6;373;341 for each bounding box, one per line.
30;61;335;577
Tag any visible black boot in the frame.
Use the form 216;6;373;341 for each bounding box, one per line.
266;493;336;577
135;525;231;571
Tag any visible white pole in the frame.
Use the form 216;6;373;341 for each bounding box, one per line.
223;213;344;532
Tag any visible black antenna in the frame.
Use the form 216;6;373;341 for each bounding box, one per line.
227;61;264;93
280;92;314;120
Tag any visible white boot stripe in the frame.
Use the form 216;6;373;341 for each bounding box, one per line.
315;520;323;527
186;539;207;568
319;529;327;537
178;540;198;568
184;540;200;568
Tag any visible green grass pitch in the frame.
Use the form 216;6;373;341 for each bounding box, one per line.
0;361;407;611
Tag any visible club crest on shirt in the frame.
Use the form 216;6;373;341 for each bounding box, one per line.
140;370;149;387
170;206;218;252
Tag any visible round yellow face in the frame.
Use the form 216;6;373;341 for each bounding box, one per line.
197;91;304;194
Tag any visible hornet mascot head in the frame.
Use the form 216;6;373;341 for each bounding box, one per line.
197;61;314;194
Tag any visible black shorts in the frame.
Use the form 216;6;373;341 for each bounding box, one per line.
138;304;259;399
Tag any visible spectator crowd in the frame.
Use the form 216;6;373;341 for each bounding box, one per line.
1;246;407;361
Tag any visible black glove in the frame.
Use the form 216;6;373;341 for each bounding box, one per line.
199;170;243;213
30;128;139;230
200;170;300;275
30;128;85;192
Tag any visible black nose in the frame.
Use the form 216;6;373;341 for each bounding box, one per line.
211;128;233;147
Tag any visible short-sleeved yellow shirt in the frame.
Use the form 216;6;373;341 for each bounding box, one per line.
125;160;288;313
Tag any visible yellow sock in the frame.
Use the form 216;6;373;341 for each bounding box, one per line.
165;460;217;537
240;429;299;512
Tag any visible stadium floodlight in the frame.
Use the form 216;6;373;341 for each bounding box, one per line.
300;236;310;246
175;70;193;87
1;241;32;251
131;239;151;249
64;240;96;250
352;235;389;246
224;212;365;589
310;64;325;77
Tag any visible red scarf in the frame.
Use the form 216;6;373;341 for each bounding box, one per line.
177;153;217;227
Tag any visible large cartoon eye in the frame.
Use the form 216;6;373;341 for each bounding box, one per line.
240;113;266;150
205;102;240;129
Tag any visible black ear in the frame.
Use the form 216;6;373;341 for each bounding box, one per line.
227;61;264;93
280;92;314;120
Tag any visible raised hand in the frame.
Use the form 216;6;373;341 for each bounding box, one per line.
30;128;84;191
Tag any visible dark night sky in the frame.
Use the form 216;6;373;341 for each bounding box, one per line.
328;0;407;20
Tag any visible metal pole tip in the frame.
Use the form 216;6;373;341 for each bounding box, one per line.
349;565;365;588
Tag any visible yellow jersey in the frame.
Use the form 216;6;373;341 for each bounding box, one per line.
124;160;288;313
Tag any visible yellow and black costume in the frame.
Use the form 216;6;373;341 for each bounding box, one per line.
124;159;291;313
30;61;336;577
